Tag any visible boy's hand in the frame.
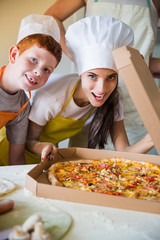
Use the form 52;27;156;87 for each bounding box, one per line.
41;143;57;162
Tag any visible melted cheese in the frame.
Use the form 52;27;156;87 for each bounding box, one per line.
48;158;160;200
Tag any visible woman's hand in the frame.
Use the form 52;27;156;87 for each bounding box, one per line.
26;121;57;162
41;143;57;161
111;121;155;154
125;133;154;154
149;57;160;79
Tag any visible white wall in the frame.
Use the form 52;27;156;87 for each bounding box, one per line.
0;0;85;74
1;0;159;73
0;0;54;66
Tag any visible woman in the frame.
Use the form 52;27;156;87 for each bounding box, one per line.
45;0;160;153
25;16;154;163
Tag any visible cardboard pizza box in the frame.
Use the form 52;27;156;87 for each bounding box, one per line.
26;147;160;214
112;46;160;154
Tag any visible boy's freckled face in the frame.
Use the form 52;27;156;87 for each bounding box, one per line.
13;45;58;91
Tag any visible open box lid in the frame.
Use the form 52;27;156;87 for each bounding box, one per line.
112;46;160;154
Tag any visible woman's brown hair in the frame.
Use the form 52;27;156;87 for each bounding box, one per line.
88;85;120;149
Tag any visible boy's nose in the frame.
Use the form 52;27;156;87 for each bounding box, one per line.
33;69;41;76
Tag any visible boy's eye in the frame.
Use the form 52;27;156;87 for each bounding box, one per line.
44;68;50;73
31;58;38;63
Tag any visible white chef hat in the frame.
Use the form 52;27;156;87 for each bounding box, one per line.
16;14;60;44
65;16;134;75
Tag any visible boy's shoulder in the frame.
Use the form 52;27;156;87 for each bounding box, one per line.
0;88;29;110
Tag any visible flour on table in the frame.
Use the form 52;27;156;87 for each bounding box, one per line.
0;178;16;196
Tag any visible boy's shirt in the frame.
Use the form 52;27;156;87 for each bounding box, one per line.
0;88;30;145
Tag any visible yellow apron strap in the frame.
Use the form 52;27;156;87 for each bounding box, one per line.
58;79;94;120
58;80;80;116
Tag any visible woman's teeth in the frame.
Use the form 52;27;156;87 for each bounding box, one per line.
92;92;105;99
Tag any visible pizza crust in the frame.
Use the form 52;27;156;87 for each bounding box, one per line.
0;178;16;196
48;159;106;187
48;171;63;186
48;158;160;200
48;159;97;186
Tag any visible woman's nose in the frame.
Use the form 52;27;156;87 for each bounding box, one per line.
96;80;105;92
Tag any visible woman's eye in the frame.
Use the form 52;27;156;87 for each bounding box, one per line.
107;74;117;81
44;68;50;73
88;74;95;80
31;58;38;63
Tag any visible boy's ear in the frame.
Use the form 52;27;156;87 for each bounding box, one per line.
9;46;19;64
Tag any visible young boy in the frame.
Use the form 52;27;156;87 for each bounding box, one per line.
0;14;62;165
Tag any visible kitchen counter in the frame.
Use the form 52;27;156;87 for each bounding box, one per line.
0;164;160;240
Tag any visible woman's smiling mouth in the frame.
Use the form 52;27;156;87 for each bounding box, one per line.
91;92;106;101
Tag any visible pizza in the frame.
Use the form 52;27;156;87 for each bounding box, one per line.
48;158;160;200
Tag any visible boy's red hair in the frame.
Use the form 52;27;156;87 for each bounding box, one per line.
17;34;62;66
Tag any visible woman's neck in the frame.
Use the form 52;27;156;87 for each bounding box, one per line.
73;80;90;107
